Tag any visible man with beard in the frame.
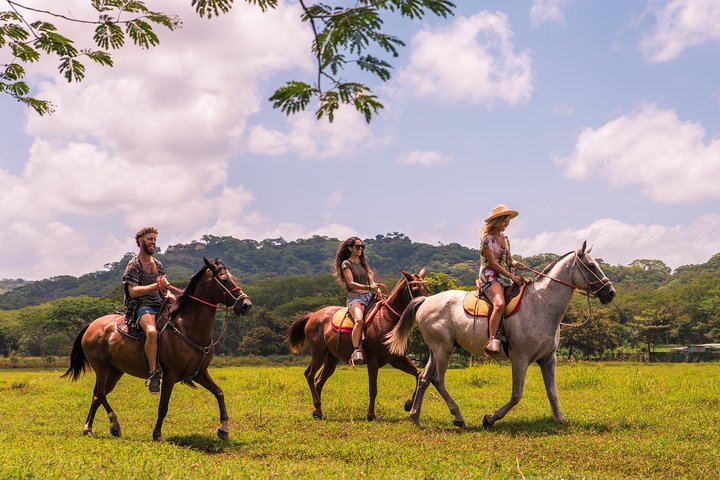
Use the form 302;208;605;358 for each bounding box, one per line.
123;226;174;394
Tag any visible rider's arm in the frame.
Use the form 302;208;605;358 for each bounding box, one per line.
342;263;375;292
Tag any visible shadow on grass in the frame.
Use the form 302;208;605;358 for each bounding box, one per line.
167;434;244;453
419;417;617;436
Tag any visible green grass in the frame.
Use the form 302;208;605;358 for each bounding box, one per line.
1;362;719;478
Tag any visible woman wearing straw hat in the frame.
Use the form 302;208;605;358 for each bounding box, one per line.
479;204;527;355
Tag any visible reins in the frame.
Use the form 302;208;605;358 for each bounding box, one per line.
158;271;248;378
523;251;611;328
366;279;429;322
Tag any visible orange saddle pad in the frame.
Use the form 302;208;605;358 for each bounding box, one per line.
463;285;525;318
331;308;354;333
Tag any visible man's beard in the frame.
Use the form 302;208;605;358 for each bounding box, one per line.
142;243;155;255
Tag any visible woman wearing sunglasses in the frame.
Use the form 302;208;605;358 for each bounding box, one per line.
333;236;379;365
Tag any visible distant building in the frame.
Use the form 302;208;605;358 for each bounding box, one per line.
671;344;720;353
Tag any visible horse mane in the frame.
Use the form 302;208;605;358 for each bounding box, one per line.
538;251;573;275
170;265;210;318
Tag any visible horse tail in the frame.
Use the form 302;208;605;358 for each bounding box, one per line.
385;296;426;356
61;325;89;381
286;313;310;354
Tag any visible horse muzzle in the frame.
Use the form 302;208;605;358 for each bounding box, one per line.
597;284;616;304
234;298;252;316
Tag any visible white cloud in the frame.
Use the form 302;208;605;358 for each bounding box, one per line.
641;0;720;62
530;0;568;26
398;150;450;167
513;214;720;269
554;104;720;203
246;109;374;159
394;11;533;106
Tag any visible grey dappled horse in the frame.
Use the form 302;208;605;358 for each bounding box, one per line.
386;241;615;428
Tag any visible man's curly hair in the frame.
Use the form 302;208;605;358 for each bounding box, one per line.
135;226;158;247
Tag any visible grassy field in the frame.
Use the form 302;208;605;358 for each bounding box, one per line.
1;362;719;479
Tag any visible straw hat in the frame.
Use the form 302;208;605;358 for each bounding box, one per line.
484;204;519;223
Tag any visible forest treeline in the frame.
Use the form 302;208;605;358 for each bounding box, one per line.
0;233;719;360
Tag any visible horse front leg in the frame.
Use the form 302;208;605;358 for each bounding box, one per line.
194;369;229;441
366;360;379;421
152;380;175;442
538;354;565;424
483;358;530;428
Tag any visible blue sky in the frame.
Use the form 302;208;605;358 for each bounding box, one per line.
1;0;719;280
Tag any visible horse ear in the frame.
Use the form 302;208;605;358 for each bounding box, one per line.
586;243;593;255
419;267;426;277
579;241;587;256
401;270;411;280
203;257;214;271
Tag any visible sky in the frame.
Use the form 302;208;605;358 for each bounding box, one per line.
1;0;720;280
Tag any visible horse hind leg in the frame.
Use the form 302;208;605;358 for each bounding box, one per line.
427;347;466;428
103;369;124;437
305;351;328;419
388;355;419;412
408;351;437;426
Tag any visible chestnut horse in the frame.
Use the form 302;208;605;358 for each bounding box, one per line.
286;269;428;421
62;257;252;441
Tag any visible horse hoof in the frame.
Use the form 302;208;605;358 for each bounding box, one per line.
153;433;166;443
404;400;412;412
482;414;494;429
453;420;466;428
110;427;121;437
83;429;94;437
217;429;229;441
367;415;376;422
312;411;323;420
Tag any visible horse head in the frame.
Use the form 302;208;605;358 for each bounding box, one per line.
401;267;429;299
571;241;616;304
203;257;253;315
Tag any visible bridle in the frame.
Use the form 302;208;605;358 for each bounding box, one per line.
526;251;612;299
525;250;613;328
373;278;429;318
161;265;249;379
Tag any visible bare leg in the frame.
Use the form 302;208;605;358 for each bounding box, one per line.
538;355;565;424
350;304;365;349
194;369;230;440
139;314;158;373
483;358;530;428
486;282;505;339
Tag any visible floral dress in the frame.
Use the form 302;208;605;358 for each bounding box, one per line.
479;233;512;289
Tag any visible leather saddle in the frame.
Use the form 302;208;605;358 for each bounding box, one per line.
463;282;526;319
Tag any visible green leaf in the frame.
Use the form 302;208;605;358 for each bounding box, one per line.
84;50;113;67
1;63;25;82
146;13;182;31
356;55;392;81
11;42;40;63
34;31;78;57
20;96;56;116
58;57;86;82
125;19;159;49
2;23;30;42
269;81;318;116
94;22;125;50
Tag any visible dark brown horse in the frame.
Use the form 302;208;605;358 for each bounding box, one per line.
62;257;252;441
286;269;428;421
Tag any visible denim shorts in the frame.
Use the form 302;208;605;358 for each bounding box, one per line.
347;293;373;308
135;305;159;321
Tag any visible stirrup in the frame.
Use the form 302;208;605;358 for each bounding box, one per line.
350;348;364;367
484;338;501;356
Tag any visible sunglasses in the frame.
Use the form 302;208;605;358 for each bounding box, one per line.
351;244;365;249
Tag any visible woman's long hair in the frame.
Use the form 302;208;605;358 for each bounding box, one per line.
481;215;510;235
333;236;373;288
